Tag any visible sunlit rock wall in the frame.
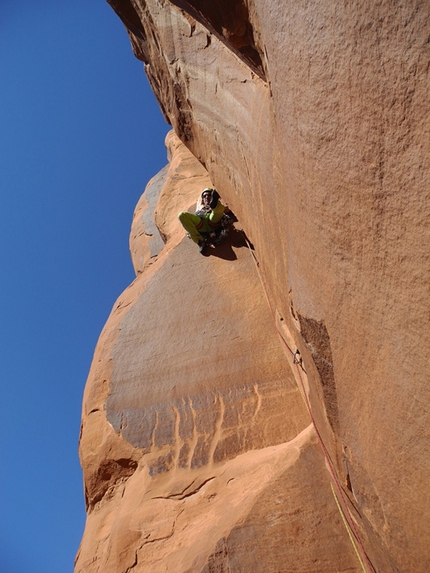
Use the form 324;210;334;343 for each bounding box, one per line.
76;133;359;572
77;2;430;572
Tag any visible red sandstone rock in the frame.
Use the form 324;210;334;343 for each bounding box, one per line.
77;1;430;572
76;134;361;572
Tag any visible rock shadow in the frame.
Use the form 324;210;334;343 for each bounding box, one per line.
203;227;248;260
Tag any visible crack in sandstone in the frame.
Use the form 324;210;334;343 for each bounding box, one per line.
153;477;216;501
124;550;138;573
88;408;101;415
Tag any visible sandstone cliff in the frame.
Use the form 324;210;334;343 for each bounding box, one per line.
76;2;430;572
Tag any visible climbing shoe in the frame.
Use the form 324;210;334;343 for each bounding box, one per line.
198;239;206;254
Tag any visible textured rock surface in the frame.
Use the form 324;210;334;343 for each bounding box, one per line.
76;134;360;572
77;1;430;572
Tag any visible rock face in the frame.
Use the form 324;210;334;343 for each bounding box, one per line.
77;2;430;572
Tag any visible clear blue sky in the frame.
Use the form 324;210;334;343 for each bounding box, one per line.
0;2;169;572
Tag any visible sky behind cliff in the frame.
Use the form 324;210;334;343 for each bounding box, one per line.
0;2;169;572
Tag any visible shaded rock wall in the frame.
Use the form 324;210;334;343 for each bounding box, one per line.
77;2;430;572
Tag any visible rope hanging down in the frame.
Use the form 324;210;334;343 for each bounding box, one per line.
243;234;376;573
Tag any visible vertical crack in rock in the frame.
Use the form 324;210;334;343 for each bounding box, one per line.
124;549;138;573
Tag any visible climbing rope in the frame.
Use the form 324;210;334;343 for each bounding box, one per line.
331;482;369;573
242;233;376;573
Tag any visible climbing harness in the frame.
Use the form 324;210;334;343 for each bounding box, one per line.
199;213;233;248
242;233;376;573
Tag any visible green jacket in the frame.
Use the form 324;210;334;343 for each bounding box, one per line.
197;200;225;233
206;200;225;225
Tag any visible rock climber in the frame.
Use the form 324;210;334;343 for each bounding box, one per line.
178;188;225;253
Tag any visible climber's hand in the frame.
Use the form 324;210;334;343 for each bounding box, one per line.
210;190;220;209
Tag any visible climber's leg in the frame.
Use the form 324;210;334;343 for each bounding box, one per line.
178;212;205;244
